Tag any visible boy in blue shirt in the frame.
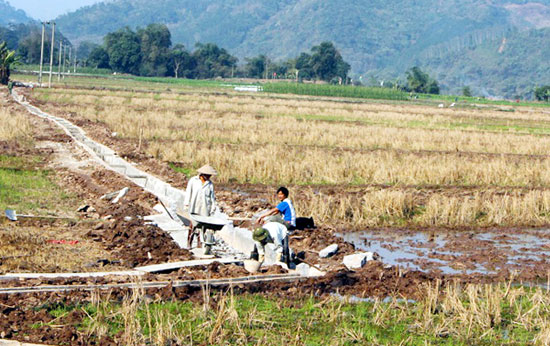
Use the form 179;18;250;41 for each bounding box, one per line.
259;186;296;229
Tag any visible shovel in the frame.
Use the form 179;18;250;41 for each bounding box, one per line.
4;209;72;222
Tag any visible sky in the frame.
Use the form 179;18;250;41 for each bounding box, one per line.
7;0;104;20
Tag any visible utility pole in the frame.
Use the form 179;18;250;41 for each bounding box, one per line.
38;22;46;85
62;45;67;79
68;46;72;75
48;22;55;88
57;41;62;81
73;45;77;73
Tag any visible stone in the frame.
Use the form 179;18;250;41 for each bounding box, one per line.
77;205;90;212
319;244;339;258
343;252;375;270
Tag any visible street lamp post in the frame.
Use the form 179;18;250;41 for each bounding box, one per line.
48;22;55;88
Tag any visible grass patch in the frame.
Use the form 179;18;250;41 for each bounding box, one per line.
0;155;74;214
263;82;408;101
168;162;193;177
38;285;550;345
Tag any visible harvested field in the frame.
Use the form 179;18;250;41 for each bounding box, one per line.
25;85;550;228
2;78;550;345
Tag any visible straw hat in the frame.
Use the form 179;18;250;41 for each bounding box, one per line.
197;164;218;176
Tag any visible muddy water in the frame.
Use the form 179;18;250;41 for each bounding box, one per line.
338;229;550;275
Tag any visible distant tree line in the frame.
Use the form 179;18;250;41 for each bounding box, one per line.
0;23;71;65
370;66;440;95
535;86;550;102
85;24;350;82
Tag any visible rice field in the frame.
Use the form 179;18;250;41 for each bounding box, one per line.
29;83;550;228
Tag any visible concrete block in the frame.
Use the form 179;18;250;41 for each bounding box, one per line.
263;243;278;265
166;186;186;211
169;230;189;248
112;187;129;203
343;252;374;270
295;263;310;276
295;263;325;277
124;165;143;177
319;244;339;258
217;225;255;255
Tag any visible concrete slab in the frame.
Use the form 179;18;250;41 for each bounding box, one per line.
169;230;188;248
191;248;216;259
295;263;325;277
0;271;145;280
343;252;374;270
135;258;241;273
319;244;339;258
0;339;55;346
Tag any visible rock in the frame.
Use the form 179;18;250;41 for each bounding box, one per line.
77;205;97;213
77;205;90;212
343;252;375;270
319;244;339;258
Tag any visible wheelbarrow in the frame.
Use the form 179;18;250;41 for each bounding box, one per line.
177;211;228;255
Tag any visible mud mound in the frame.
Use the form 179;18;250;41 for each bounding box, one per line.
87;218;192;267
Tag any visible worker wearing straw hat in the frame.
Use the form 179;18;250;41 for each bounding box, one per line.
184;164;218;251
184;164;218;217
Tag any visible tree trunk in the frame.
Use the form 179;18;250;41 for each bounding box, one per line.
0;67;9;85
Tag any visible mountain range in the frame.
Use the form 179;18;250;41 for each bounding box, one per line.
3;0;550;98
0;0;33;26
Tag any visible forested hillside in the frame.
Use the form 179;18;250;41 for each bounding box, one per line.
424;27;550;98
15;0;550;98
0;0;33;26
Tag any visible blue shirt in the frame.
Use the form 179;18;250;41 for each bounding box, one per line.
276;198;296;227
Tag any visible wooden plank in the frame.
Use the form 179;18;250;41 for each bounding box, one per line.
134;258;242;273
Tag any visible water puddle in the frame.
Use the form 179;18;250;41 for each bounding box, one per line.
337;229;550;275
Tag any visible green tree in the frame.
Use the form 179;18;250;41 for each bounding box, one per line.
77;41;99;61
15;28;42;64
87;46;109;69
244;54;267;79
170;44;194;78
192;42;237;79
534;86;550;102
0;41;19;84
104;27;141;74
309;41;350;82
295;52;313;80
406;66;439;94
462;86;473;97
137;23;172;76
